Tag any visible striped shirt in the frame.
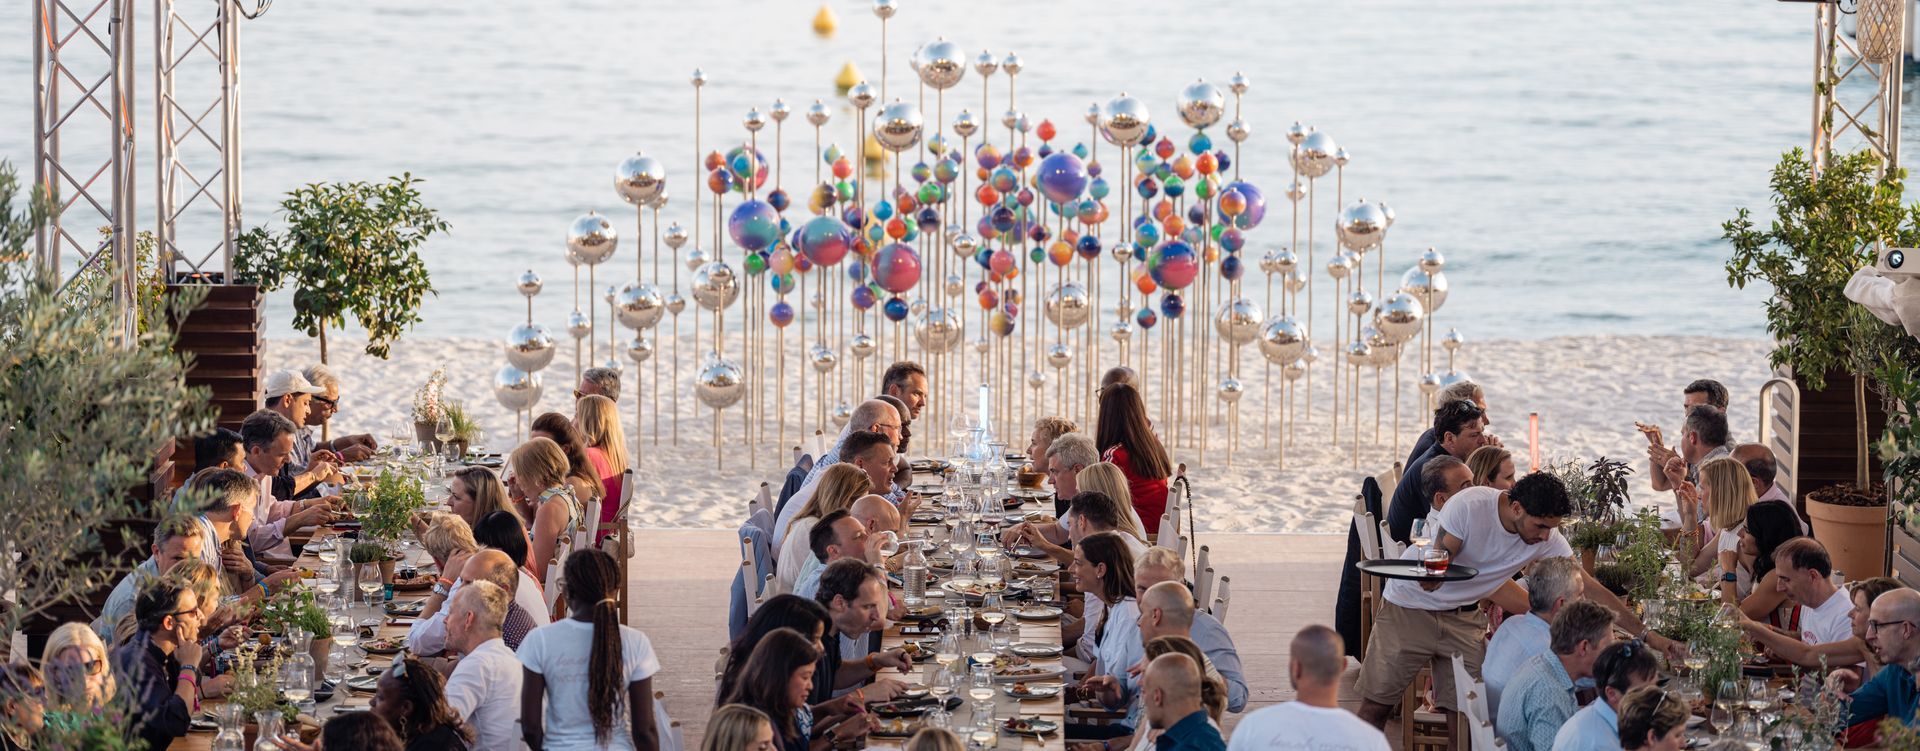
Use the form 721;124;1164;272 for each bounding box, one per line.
1496;652;1577;751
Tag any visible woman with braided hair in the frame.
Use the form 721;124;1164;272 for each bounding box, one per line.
519;547;660;750
370;655;473;751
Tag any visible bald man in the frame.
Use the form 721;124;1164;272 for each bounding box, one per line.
1141;653;1222;751
1731;442;1806;534
774;399;905;550
1228;625;1389;751
1845;588;1920;730
462;550;539;650
850;494;903;560
1134;550;1248;712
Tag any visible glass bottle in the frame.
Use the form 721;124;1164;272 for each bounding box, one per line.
903;538;930;608
212;704;246;751
253;710;284;751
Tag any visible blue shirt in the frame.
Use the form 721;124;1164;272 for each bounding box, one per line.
93;559;158;642
1190;612;1249;713
1496;653;1577;751
792;555;824;600
1484;612;1551;718
1550;699;1620;751
1155;711;1225;751
1848;663;1919;728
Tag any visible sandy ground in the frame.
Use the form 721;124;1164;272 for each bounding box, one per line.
264;334;1774;534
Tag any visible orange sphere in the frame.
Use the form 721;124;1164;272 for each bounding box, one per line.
1037;120;1057;142
1132;266;1158;295
1195;152;1218;176
976;184;1000;206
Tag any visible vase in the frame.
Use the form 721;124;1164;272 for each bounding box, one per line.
1579;547;1597;575
378;559;396;585
1807;494;1890;581
308;637;332;684
414;421;441;455
448;439;470;460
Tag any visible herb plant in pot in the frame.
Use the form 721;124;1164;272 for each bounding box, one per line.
259;583;334;682
442;400;481;460
360;469;427;583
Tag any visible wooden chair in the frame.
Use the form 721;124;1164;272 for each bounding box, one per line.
1210;576;1231;623
1466;717;1505;751
1381;519;1405;558
1353;499;1384;658
1400;666;1451;751
600;469;638;622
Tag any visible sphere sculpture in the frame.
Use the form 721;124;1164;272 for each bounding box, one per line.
566;212;618;266
1337;200;1388;252
1374;292;1426;343
1293;131;1338;179
913;38;967;90
873;100;925;153
615;152;667;207
1043;282;1092;329
693;357;746;409
1257;317;1308;365
914;308;964;353
1214;297;1263;346
1176;79;1225;129
1100;94;1150;147
615;281;666;330
493;365;543;412
505;323;556;372
691;262;741;311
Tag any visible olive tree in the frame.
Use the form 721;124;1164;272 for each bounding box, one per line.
0;161;216;643
236;173;449;361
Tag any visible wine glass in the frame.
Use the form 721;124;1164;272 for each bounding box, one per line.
874;530;901;560
1683;639;1710;676
925;665;958;728
980;593;1007;627
1744;677;1772;714
331;613;360;662
935;634;963;674
1714;679;1743;728
1408;517;1431;548
357;562;384;608
280;654;314;707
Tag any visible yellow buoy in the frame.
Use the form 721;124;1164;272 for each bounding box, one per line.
835;61;863;93
812;3;838;37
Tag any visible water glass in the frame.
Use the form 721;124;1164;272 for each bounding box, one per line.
991;620;1015;654
1030;575;1056;605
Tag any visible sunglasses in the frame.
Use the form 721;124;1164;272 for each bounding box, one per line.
311;395;338;408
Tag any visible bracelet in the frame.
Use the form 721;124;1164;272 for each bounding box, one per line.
177;669;198;685
864;653;878;671
1722;572;1738;583
259;581;270;597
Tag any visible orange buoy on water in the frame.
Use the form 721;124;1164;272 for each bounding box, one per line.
835;61;863;93
812;4;838;37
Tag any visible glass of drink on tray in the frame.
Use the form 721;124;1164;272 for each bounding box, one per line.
1422;544;1451;575
1409;518;1430;548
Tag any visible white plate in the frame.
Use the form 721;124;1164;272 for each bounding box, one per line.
993;666;1066;684
1014;606;1063;620
1010;643;1063;658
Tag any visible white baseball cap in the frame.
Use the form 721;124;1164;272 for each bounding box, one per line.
264;370;325;399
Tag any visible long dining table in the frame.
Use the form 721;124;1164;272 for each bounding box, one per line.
170;493;443;748
863;466;1072;751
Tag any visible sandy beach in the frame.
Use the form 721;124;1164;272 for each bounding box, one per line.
265;334;1774;535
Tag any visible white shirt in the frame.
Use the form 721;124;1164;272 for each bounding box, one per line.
1800;586;1855;646
517;569;553;628
409;580;461;655
1091;597;1145;722
778;517;822;591
517;619;662;751
445;637;529;751
1384;486;1574;610
1226;701;1391;751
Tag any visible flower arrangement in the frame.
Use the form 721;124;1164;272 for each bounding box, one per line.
223;640;299;725
410;368;447;424
259;582;332;637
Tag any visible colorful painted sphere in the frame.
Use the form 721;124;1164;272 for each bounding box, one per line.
769;300;795;327
872;242;923;294
796;216;853;266
728;200;781;252
1034;151;1089;205
1149;241;1200;290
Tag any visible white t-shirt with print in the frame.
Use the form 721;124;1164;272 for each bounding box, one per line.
1800;587;1855;646
517;619;662;750
1226;701;1391;751
1384;486;1574;611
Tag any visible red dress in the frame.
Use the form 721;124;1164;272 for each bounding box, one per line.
586;446;621;544
1103;444;1169;535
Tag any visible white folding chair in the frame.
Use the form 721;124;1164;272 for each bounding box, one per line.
1376;461;1403;504
1193;546;1213;603
1175;534;1189;560
1452;652;1489;726
654;690;684;751
1156;511;1179;548
751;482;773;518
544;533;574;619
577;496;601;553
1381;520;1405;558
1354;501;1384;659
599;469;637;555
1210;576;1231;623
1467;718;1505;750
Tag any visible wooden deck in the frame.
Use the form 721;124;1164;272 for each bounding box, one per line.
627;530;1397;747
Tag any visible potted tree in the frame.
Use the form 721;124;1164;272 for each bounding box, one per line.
1725;148;1920;579
235;173;448;364
258;583;335;681
356;469;427;583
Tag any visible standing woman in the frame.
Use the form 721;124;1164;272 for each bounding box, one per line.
530;412;609;511
509;438;584;586
519;549;660;751
575;395;631;544
1095;383;1171;535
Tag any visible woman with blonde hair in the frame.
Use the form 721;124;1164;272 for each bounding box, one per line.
1077;462;1148;543
509;438;584;585
41;623;114;711
1690;456;1756;579
448;466;518;528
776;464;871;590
1466;445;1515;490
904;728;965;751
574;394;630;545
703;704;777;751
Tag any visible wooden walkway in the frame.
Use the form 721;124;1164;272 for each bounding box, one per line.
626;530;1398;747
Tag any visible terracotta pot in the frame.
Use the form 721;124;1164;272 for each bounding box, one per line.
308;637;332;683
1807;494;1889;581
378;559;397;585
414;421;441;454
1580;548;1597;575
448;439;470;460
